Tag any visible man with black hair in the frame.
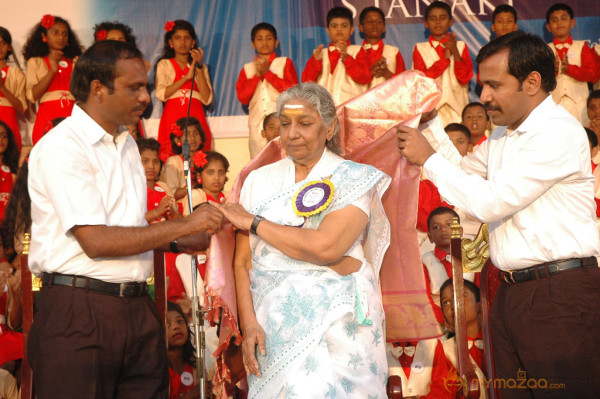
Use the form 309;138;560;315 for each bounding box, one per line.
398;31;600;398
28;40;223;398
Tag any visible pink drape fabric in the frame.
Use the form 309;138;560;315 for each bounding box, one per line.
208;71;443;396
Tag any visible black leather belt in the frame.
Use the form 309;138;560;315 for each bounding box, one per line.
41;273;148;297
500;257;598;284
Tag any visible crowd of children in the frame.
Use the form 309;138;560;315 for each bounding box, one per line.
1;1;600;397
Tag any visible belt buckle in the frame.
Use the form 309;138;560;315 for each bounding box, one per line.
503;270;516;284
119;283;128;297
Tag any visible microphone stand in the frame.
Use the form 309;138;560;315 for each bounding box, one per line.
182;60;208;399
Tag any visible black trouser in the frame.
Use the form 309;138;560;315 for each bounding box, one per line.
490;265;600;398
28;285;169;399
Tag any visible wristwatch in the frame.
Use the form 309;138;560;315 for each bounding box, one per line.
250;215;264;235
169;240;180;253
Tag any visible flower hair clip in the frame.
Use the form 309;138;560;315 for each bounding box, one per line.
41;14;55;29
95;29;107;41
170;123;183;141
194;151;208;169
164;21;175;33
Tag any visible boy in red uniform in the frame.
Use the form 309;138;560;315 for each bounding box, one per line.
422;207;477;325
426;279;488;398
302;6;371;105
236;22;297;158
461;102;490;150
546;3;597;123
491;5;518;38
412;1;473;125
358;6;406;89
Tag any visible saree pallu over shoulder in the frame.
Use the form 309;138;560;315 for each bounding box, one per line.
241;149;391;398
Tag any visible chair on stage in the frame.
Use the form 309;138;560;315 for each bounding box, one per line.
450;220;500;399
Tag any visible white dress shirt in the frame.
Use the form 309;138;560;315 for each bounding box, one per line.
421;95;600;270
28;105;152;282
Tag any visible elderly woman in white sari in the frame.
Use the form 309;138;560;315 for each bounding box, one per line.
211;82;391;398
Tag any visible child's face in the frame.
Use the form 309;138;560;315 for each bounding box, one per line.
252;29;278;56
43;22;69;51
187;125;203;152
140;148;161;182
166;310;189;349
491;12;517;37
359;11;386;41
462;106;489;139
261;117;280;142
588;98;600;125
546;10;575;41
201;159;227;197
446;130;470;156
0;36;10;61
440;285;480;331
428;212;459;248
0;125;8;155
169;29;195;56
326;17;354;44
425;8;453;38
107;29;126;42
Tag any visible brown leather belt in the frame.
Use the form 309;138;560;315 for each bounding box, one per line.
500;257;598;284
41;273;148;297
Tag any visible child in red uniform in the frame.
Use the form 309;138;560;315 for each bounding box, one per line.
490;5;518;38
165;117;206;202
0;121;18;225
585;128;600;221
422;207;478;325
185;151;229;215
137;138;181;223
167;301;198;399
412;1;473;126
236;22;297;158
0;27;26;150
23;15;82;145
0;256;22;375
426;279;488;398
546;3;597;123
155;20;213;161
358;6;406;89
461;102;490;150
444;123;470;157
261;112;280;143
302;6;371;105
587;90;600;150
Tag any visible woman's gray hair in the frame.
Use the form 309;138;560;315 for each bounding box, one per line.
276;82;341;155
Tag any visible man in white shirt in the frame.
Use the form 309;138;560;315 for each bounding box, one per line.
27;40;223;398
398;31;600;398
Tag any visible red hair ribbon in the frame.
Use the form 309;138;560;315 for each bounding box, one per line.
41;15;55;29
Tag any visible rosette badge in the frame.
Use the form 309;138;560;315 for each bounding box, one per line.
292;176;334;217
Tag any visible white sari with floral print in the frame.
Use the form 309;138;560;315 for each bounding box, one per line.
239;149;391;399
